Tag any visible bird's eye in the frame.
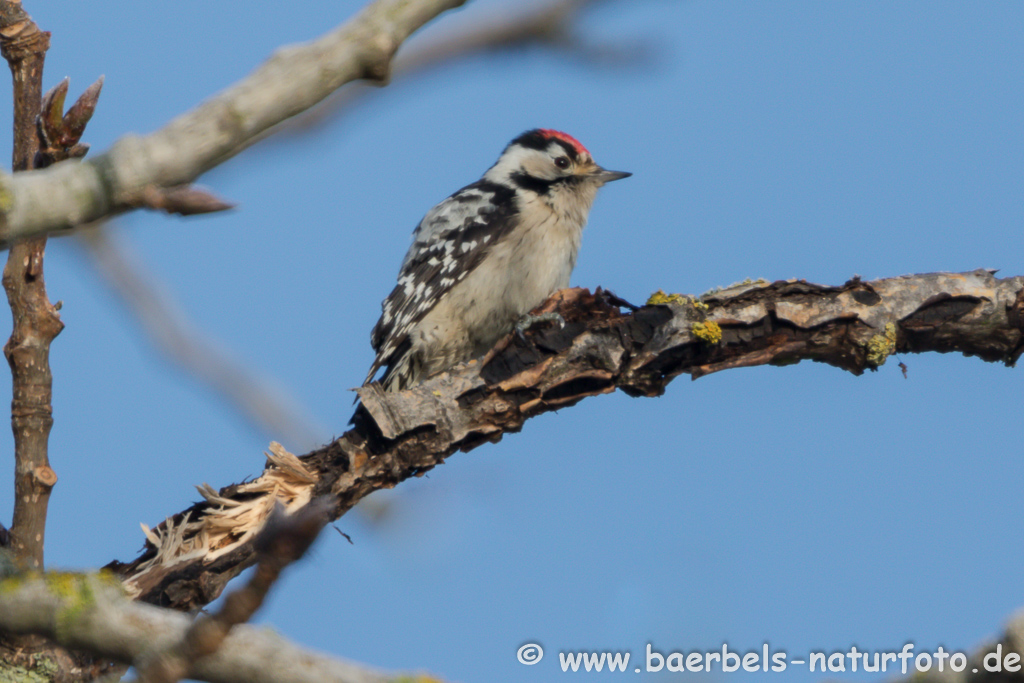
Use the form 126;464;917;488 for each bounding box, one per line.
554;156;571;170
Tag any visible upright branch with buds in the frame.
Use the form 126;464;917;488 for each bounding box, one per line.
0;2;104;678
0;0;58;572
2;43;102;573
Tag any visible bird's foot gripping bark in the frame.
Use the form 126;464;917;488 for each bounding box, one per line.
515;311;566;342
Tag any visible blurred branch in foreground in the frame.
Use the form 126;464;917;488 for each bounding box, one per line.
128;499;333;683
78;225;326;449
0;567;422;683
272;0;656;139
0;0;470;246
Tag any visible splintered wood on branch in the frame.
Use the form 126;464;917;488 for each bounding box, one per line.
108;269;1024;612
129;500;332;683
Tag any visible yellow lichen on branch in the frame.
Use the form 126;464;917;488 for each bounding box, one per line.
866;322;897;367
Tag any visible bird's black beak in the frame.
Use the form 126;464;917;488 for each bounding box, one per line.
593;168;632;183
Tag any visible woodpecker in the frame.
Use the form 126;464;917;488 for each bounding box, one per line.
365;129;630;391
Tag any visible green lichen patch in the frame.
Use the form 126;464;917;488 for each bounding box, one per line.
0;174;13;213
0;655;59;683
94;568;126;590
866;322;897;367
44;571;82;598
0;573;25;594
45;572;97;637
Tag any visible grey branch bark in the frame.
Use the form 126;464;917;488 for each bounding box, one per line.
0;0;468;247
107;270;1024;612
0;573;420;683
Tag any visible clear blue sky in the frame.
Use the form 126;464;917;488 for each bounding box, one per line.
2;1;1023;681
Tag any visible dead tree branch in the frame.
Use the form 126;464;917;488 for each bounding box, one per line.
106;269;1024;611
0;0;469;247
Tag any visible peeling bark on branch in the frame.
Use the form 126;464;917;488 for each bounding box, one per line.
0;0;468;247
109;269;1024;612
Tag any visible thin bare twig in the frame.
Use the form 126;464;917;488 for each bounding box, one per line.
127;185;235;216
78;225;325;447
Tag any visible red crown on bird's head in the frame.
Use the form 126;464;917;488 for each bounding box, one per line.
538;129;589;157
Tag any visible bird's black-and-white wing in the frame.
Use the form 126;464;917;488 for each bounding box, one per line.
365;180;517;385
